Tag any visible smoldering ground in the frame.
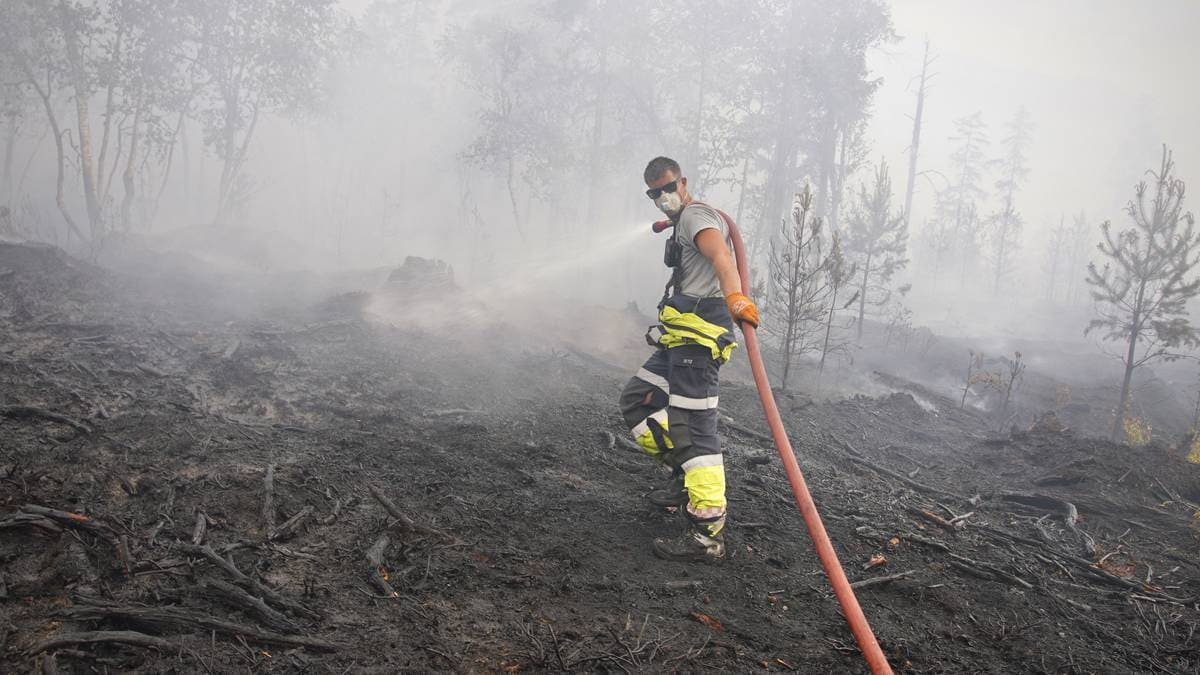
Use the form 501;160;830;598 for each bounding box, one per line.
4;0;1200;671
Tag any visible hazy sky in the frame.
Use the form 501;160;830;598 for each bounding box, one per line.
335;0;1198;243
869;0;1199;245
326;0;1199;302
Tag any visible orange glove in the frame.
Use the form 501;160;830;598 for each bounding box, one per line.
725;292;759;327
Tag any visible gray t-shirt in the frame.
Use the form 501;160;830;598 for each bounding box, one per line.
675;202;733;299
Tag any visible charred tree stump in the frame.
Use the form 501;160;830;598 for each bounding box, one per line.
365;534;398;598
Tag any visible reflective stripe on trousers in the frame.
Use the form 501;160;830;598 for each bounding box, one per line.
620;296;732;533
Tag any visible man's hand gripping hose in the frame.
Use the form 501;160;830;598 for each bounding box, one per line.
683;213;894;674
724;292;759;328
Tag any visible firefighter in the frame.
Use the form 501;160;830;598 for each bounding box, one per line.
619;156;759;561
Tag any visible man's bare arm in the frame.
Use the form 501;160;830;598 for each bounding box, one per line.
695;228;742;297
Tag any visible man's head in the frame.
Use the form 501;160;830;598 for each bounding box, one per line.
644;156;690;218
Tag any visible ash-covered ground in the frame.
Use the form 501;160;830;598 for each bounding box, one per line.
2;241;1199;673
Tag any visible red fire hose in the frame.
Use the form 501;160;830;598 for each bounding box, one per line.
659;212;893;674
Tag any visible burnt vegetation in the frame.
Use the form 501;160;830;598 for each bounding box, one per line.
2;0;1200;673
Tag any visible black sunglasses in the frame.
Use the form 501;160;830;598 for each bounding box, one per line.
645;180;679;200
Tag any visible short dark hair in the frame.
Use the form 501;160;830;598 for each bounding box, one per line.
644;156;681;184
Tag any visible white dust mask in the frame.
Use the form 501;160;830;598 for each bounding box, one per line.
656;191;683;215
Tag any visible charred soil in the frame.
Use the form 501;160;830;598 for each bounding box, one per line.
1;242;1199;673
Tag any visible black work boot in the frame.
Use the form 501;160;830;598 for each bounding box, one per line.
646;467;688;507
652;523;725;562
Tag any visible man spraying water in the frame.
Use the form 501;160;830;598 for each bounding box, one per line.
619;156;759;561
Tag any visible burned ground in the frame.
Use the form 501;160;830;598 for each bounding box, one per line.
2;242;1200;673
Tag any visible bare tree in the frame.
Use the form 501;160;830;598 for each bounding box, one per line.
189;0;341;224
1085;146;1200;440
1065;210;1093;304
921;113;988;285
816;232;857;390
764;185;829;391
1044;214;1067;302
985;106;1033;295
0;0;89;241
881;301;914;352
996;351;1026;425
845;158;909;340
0;57;39;210
902;37;933;230
442;18;568;241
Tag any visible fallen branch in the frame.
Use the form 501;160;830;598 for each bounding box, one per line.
1;406;92;435
268;506;313;542
614;434;643;454
995;492;1095;556
19;505;115;541
367;485;454;543
851;570;917;590
191;511;208;546
911;507;956;531
905;532;1032;589
204;578;301;633
0;513;62;534
319;499;343;526
136;363;167;378
719;414;774;445
262;464;276;532
178;544;320;621
62;604;339;652
26;630;182;655
598;430;616;450
841;451;968;503
365;534;398;598
974;525;1187;600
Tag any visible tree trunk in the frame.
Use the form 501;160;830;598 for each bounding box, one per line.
992;217;1007;297
102;122;126;202
584;49;607;239
734;155;750;226
818;280;840;391
215;85;240;224
59;0;103;237
25;65;87;242
1111;282;1146;441
1112;329;1138;441
814;116;836;226
2;116;16;207
94;22;123;199
829;126;850;233
857;254;871;340
505;155;525;241
1046;215;1063;302
148;110;187;230
120;99;143;231
780;238;803;391
903;39;930;230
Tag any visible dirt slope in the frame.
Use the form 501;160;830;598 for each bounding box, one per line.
1;242;1199;673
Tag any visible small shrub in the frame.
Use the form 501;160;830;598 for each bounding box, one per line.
1122;416;1153;447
